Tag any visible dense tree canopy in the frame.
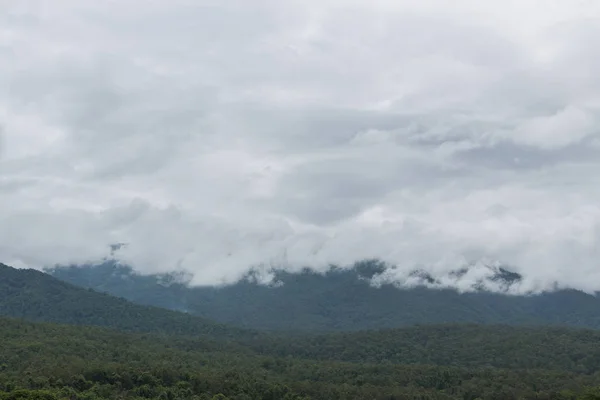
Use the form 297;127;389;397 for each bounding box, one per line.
2;317;600;399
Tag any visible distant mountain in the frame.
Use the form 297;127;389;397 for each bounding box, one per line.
47;260;600;331
0;263;253;340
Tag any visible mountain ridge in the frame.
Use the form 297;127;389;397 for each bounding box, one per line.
46;260;600;332
9;261;600;398
0;262;255;339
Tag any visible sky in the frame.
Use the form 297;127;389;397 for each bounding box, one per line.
2;0;600;292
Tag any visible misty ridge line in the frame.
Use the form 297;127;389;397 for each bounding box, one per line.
46;258;600;332
49;254;578;296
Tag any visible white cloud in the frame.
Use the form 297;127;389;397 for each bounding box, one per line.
2;0;600;291
504;106;597;149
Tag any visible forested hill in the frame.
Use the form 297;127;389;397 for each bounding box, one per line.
9;261;600;397
10;260;600;375
49;260;600;331
0;263;253;340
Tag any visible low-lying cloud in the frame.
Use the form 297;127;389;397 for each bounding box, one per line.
2;0;600;293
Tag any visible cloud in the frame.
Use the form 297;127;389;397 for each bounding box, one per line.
504;106;597;149
2;0;600;291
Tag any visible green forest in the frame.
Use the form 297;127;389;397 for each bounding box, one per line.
4;317;600;400
4;263;600;399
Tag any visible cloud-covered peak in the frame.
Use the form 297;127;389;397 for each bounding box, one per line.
2;0;600;292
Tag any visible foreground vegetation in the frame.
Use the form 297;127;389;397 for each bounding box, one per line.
4;317;600;399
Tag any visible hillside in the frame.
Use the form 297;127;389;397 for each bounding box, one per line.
4;317;600;399
8;262;600;397
0;263;254;340
7;261;600;375
48;260;600;331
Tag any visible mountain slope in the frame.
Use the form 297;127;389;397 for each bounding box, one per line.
49;260;600;331
0;263;253;340
9;261;600;374
9;262;600;397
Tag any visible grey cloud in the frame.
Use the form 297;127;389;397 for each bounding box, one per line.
454;141;600;171
2;1;600;291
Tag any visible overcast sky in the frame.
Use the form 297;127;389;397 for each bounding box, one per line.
2;0;600;291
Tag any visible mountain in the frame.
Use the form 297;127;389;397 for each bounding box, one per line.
8;261;600;371
8;261;600;398
10;260;600;373
6;260;600;374
0;263;253;340
48;260;600;331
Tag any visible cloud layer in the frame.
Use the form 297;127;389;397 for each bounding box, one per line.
2;0;600;291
